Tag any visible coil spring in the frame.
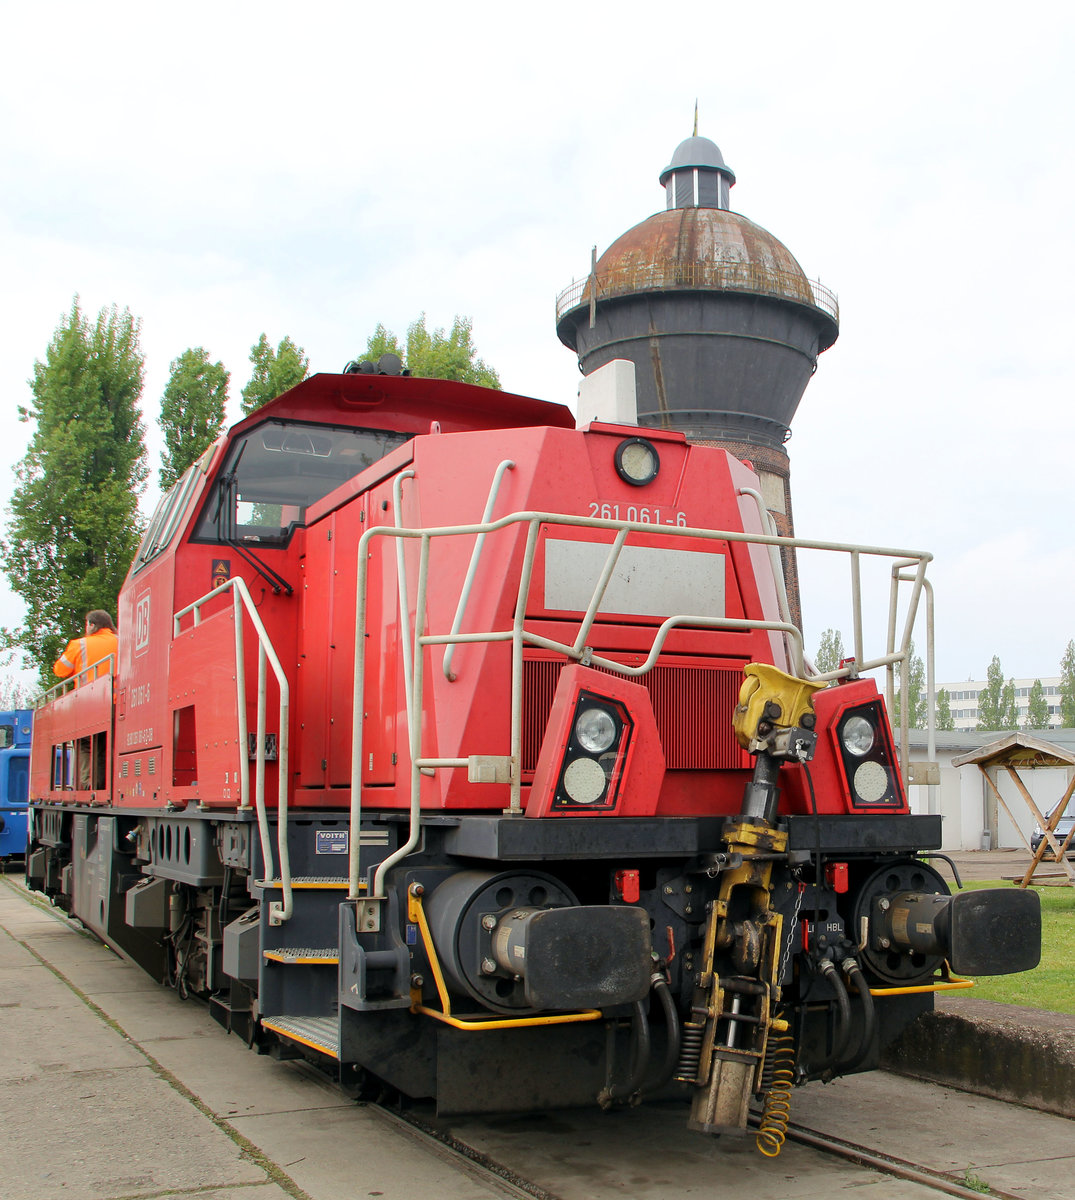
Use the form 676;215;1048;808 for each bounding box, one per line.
674;1021;705;1083
755;1016;796;1158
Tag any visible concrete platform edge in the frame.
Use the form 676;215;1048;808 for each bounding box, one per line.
881;997;1075;1118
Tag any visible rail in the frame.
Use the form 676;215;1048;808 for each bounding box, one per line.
35;654;117;706
173;578;293;923
888;571;936;810
443;459;516;682
348;486;932;905
555;260;839;325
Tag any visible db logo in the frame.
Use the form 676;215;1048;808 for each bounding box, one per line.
134;594;151;656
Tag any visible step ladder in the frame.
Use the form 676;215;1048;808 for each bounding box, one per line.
257;877;350;1059
261;1014;340;1060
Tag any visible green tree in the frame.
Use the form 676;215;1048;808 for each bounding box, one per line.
1025;679;1051;730
159;347;229;489
977;655;1018;731
240;334;309;416
1;298;147;681
0;669;33;709
356;314;500;387
1000;678;1018;729
814;628;845;674
935;687;955;731
361;323;404;365
892;639;926;729
1060;640;1075;726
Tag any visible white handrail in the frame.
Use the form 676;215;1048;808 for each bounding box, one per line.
173;577;292;921
348;507;932;901
884;568;936;783
372;533;433;898
737;487;793;629
393;471;417;732
443;459;515;682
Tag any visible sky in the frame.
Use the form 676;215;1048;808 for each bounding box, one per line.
1;1;1072;689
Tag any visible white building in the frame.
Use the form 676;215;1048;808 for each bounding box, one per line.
905;727;1075;852
938;676;1062;731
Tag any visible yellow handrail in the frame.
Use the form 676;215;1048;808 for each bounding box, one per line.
865;966;975;997
406;884;602;1031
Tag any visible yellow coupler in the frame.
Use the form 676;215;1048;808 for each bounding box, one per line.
733;662;825;755
681;662;817;1133
683;818;788;1134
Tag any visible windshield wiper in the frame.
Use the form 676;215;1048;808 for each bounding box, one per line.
224;537;294;597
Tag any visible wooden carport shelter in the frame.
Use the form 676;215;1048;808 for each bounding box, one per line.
952;733;1075;888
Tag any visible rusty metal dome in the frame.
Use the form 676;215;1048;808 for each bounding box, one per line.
564;207;837;340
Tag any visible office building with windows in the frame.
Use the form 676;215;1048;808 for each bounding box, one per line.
939;677;1062;731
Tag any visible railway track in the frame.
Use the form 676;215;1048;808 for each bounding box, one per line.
367;1103;564;1200
780;1121;1026;1200
377;1097;1036;1200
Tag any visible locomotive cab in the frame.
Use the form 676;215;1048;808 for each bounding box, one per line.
26;369;1041;1144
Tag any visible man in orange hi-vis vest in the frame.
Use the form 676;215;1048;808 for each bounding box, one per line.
53;610;119;682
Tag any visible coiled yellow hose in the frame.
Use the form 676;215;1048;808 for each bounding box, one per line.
755;1023;796;1157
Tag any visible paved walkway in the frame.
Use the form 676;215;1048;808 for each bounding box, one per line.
935;847;1073;884
0;876;511;1200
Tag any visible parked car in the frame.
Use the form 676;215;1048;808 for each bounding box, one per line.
1031;804;1075;854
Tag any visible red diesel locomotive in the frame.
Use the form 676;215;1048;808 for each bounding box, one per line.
27;364;1039;1143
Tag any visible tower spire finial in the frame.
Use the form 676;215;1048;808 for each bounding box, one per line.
693;99;698;137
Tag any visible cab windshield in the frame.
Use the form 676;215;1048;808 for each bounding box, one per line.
194;420;411;544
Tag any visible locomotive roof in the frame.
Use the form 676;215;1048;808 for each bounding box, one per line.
230;372;577;439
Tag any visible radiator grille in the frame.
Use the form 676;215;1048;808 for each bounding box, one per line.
522;658;748;772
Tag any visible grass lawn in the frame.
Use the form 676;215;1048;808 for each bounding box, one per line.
960;880;1075;1014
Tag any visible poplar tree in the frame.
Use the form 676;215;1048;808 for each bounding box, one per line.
935;688;955;731
1025;679;1051;730
240;334;309;415
1;299;148;679
356;314;501;387
892;640;927;729
159;347;229;489
814;628;845;674
1060;640;1075;727
977;656;1018;731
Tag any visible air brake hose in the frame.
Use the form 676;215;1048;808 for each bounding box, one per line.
811;958;852;1078
597;1000;652;1107
640;975;681;1095
837;959;876;1073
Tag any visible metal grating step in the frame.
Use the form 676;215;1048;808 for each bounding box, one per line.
261;1014;340;1059
263;948;340;964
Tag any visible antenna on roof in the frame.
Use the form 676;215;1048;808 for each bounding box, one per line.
693;99;698;137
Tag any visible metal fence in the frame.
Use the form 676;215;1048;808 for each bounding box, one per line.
555;260;838;324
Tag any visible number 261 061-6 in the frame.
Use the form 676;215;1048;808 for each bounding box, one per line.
588;502;688;526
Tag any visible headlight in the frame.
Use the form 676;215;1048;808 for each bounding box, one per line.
575;707;617;753
562;757;609;804
842;715;875;757
614;437;660;487
553;690;632;811
853;760;888;802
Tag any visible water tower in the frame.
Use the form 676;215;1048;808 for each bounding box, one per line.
556;132;839;621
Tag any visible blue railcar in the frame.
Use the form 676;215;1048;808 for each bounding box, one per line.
0;710;32;858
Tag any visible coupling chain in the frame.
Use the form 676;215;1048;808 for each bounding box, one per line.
776;874;806;986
